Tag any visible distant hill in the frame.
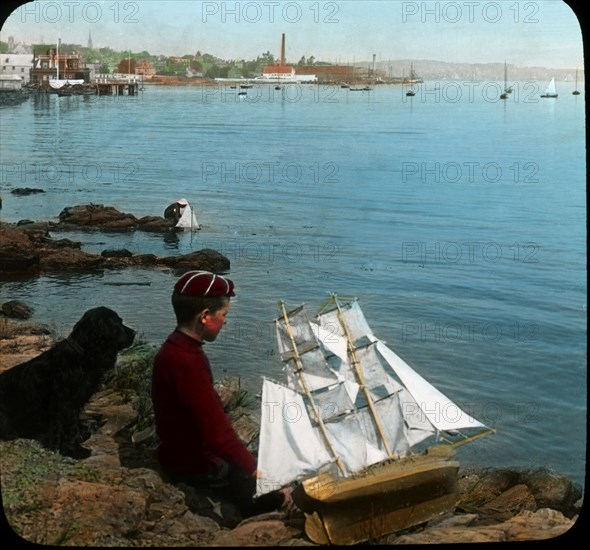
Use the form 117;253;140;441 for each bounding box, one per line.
364;59;582;82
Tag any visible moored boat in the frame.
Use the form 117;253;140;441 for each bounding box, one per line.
540;77;558;98
573;69;581;95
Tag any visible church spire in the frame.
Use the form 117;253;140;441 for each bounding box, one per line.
87;30;93;49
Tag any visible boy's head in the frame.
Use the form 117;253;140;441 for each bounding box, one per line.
171;271;235;326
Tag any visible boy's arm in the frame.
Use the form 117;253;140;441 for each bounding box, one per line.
174;360;257;475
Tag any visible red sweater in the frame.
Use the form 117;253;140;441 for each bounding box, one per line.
151;330;257;476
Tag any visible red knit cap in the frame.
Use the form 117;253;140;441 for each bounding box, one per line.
174;271;235;297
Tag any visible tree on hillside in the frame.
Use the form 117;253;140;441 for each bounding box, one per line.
258;51;275;66
116;58;136;74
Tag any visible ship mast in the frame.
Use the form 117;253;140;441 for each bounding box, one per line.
56;37;60;80
331;295;395;458
279;301;346;475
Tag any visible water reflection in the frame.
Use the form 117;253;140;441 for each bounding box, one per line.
163;231;180;249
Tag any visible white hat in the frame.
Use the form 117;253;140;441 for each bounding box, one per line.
176;198;188;206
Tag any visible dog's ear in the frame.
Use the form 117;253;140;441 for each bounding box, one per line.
69;308;97;348
70;307;121;348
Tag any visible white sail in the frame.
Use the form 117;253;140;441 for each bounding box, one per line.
375;341;486;432
544;77;557;96
317;300;485;427
317;299;374;344
256;379;333;496
276;307;341;392
255;297;491;497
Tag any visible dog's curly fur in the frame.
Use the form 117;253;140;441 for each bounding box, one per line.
0;307;135;458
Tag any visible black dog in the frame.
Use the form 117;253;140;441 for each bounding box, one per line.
0;307;135;458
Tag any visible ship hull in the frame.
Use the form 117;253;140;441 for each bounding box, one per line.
296;447;460;545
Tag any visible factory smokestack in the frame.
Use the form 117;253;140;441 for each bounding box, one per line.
280;33;285;66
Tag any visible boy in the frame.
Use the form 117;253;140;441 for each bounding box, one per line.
151;270;291;517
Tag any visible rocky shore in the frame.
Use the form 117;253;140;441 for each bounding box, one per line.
0;318;584;546
0;204;228;275
0;204;585;545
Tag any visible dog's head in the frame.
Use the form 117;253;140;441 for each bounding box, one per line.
70;307;136;353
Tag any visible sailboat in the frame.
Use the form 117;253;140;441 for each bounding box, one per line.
256;295;494;545
500;61;511;99
573;69;581;95
405;62;423;84
540;77;558;98
404;63;421;96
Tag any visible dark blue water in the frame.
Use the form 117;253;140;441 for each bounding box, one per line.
0;82;586;486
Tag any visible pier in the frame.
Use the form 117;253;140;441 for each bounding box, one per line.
94;77;140;96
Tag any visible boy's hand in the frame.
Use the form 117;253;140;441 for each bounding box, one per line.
278;486;299;514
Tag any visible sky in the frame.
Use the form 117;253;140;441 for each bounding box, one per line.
0;0;585;69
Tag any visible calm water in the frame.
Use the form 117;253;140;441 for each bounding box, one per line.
0;81;586;487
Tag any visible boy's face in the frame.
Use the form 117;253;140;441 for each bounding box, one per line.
201;300;231;342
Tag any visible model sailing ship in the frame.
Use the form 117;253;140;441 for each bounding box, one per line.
256;295;494;544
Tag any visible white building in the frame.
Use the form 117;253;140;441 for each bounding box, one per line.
257;65;317;83
0;74;24;90
1;54;33;84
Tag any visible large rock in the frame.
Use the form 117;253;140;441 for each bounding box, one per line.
457;467;583;518
477;484;537;523
524;468;582;515
136;215;176;230
0;223;40;271
39;246;105;271
209;513;307;547
390;508;576;544
1;300;34;320
159;249;230;272
56;204;173;231
11;187;45;196
58;204;139;228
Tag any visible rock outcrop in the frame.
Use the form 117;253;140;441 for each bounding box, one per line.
0;222;229;275
1;300;34;320
0;310;583;547
56;204;173;231
1;393;581;546
10;188;45;196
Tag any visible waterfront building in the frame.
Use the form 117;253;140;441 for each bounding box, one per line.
29;46;90;89
135;60;156;77
256;67;317;83
296;64;354;84
1;53;33;84
260;33;317;83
